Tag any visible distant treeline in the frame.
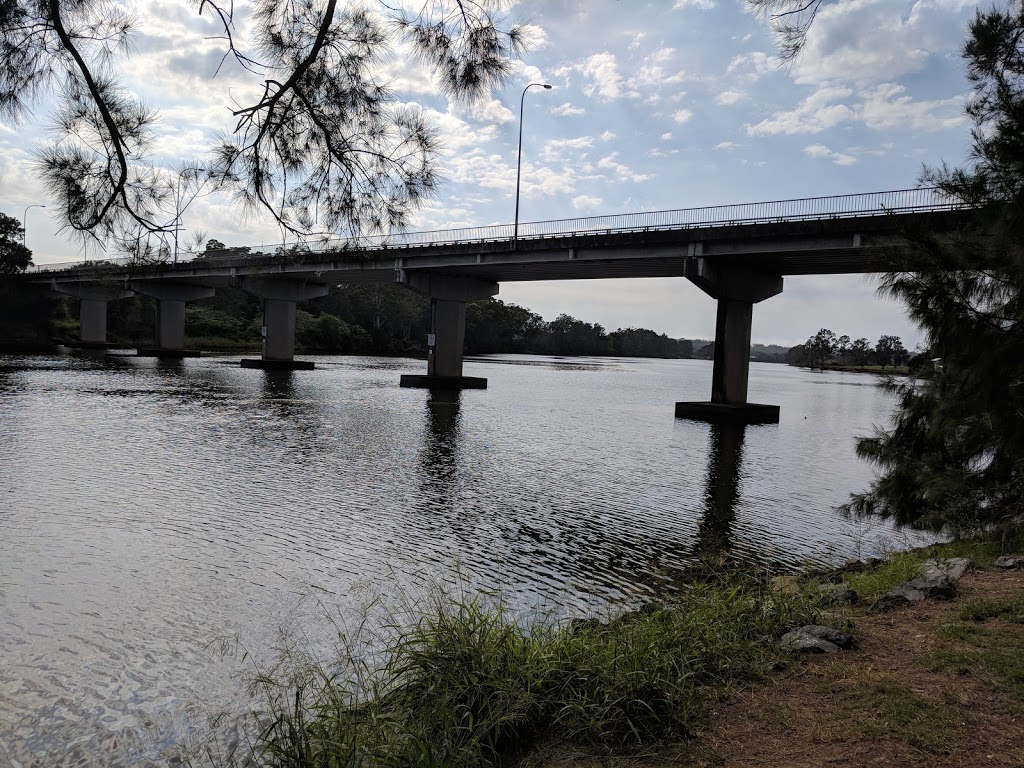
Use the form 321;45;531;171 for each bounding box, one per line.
787;328;922;371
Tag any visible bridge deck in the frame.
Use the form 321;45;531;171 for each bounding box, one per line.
31;189;973;284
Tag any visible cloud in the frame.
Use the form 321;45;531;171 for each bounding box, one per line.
600;130;616;142
803;143;857;166
746;83;964;137
598;152;655;183
714;141;740;151
673;109;693;124
632;47;689;88
726;51;778;82
572;194;603;211
541;136;595;162
660;132;673;141
715;90;745;106
746;86;855;136
580;52;628;99
792;0;974;87
551;102;585;117
673;0;716;8
860;83;964;131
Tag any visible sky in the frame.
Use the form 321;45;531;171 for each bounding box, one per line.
0;0;983;346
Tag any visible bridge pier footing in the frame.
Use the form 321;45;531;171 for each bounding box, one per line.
129;280;215;357
397;273;497;389
51;282;135;347
676;260;783;424
237;278;328;370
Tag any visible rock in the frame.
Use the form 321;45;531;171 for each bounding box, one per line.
920;557;972;582
995;555;1024;570
842;557;883;573
869;573;956;613
817;582;858;605
770;574;803;595
780;624;855;653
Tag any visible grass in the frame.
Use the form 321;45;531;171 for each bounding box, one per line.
215;577;819;767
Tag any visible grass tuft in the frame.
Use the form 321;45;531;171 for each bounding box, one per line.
216;577;819;767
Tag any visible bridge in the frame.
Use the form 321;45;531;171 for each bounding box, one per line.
31;188;971;423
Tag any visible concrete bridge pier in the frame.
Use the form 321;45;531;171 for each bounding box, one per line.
237;277;329;370
51;282;135;348
676;259;783;424
128;281;215;357
397;272;498;389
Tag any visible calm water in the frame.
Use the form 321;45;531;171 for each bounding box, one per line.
0;352;925;765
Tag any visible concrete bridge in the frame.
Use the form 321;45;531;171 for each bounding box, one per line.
30;188;971;423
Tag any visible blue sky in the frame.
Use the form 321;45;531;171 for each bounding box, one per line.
0;0;981;345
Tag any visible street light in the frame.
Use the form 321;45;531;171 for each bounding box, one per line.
513;82;552;249
22;204;45;249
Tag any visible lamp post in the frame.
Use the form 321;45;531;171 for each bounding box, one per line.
513;82;552;249
22;204;45;249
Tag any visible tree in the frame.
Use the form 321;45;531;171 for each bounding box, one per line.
747;0;830;63
842;3;1024;533
849;337;872;366
873;335;907;369
836;334;851;365
0;2;526;247
803;327;837;369
0;213;32;274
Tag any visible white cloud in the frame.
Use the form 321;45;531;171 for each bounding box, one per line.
673;0;716;8
598;152;655;183
803;143;857;166
551;102;585;117
628;33;646;50
746;86;855;136
714;141;740;151
673;109;693;124
726;51;778;82
715;90;745;106
746;82;964;137
660;132;673;141
600;130;616;142
580;52;628;99
860;83;964;131
572;194;603;211
632;47;688;88
792;0;974;87
542;136;595;162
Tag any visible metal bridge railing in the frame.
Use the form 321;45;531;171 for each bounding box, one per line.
28;188;967;274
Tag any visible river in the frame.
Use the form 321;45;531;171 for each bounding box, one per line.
0;352;927;766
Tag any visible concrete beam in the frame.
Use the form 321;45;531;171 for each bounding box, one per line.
236;277;329;302
51;282;134;345
397;271;498;302
684;258;782;303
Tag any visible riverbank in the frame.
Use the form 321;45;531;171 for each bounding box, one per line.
214;532;1024;767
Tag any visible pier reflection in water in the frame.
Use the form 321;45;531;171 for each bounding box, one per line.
694;423;747;562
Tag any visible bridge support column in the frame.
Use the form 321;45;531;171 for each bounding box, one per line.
397;272;497;389
237;277;329;370
128;281;215;357
676;260;783;424
51;282;135;348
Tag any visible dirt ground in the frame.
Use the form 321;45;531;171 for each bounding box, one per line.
522;569;1024;768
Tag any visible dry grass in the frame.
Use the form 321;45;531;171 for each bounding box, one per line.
520;569;1024;768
